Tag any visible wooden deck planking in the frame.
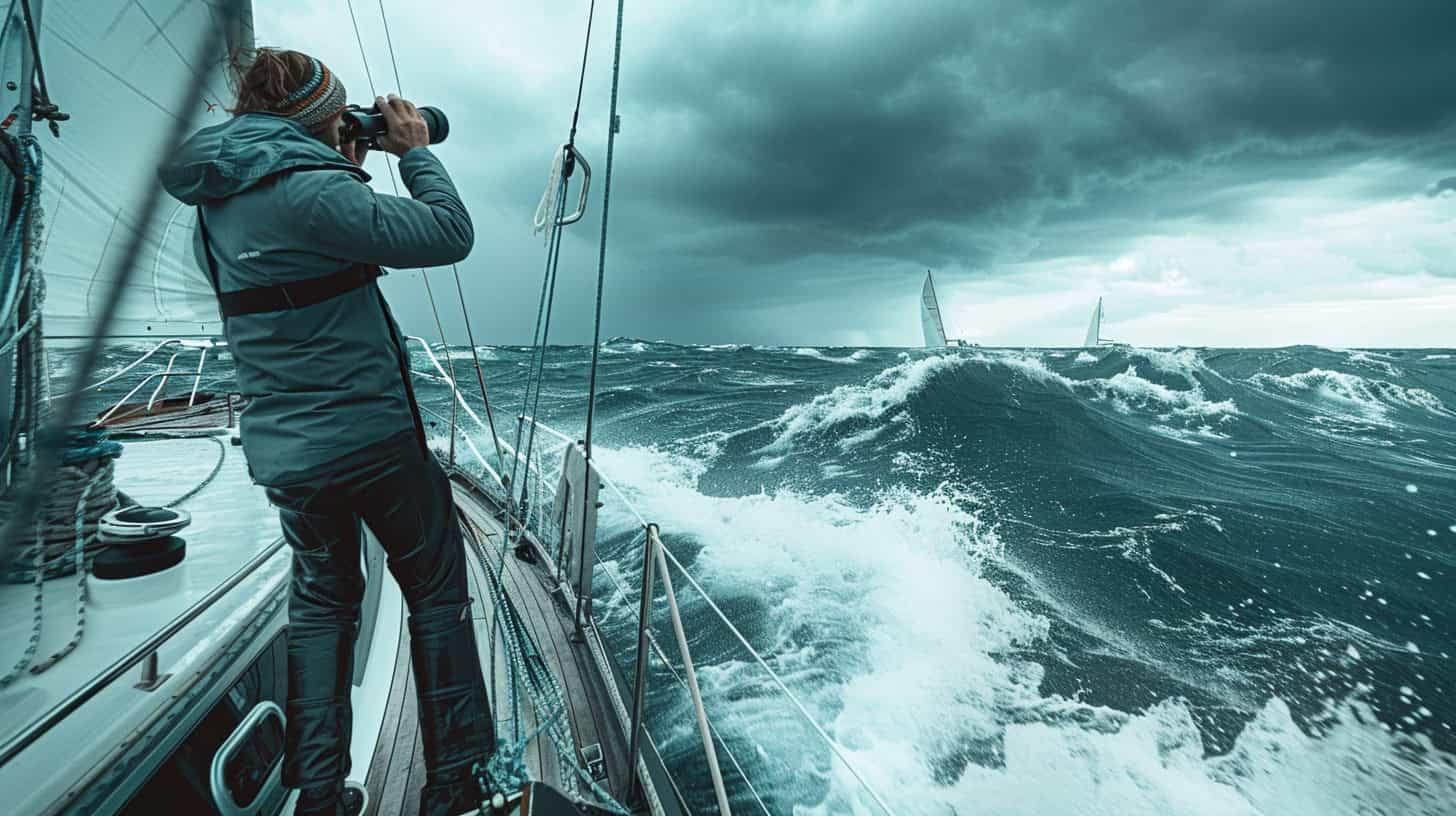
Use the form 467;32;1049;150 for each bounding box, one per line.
362;479;644;814
501;547;632;797
365;618;419;816
461;522;555;783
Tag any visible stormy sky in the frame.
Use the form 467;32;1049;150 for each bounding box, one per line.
256;0;1456;347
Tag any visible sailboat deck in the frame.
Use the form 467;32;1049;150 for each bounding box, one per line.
363;475;643;815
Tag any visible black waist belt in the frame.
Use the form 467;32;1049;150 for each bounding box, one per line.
215;264;384;318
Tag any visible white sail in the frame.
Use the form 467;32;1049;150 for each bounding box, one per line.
921;270;948;347
40;1;252;338
1083;297;1103;347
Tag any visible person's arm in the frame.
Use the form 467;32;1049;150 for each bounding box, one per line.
305;95;473;268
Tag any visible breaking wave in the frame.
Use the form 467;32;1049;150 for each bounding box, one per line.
408;342;1456;813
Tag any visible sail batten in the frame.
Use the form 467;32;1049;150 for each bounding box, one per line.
921;271;948;348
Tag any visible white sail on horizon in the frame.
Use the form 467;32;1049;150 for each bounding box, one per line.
1083;296;1103;347
920;270;948;347
40;1;253;338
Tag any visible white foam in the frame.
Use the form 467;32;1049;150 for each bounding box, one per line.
792;347;874;364
603;340;649;354
1074;351;1099;364
1133;347;1214;386
1247;368;1451;423
760;354;965;452
1345;350;1404;378
760;353;1237;457
592;444;1456;815
1094;366;1239;421
1148;424;1230;444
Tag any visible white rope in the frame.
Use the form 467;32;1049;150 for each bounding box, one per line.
531;147;567;240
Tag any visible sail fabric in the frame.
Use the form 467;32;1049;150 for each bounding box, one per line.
1083;297;1103;347
38;1;251;337
920;272;947;348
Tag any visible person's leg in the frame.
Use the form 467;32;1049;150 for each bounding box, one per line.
267;483;366;816
351;441;494;815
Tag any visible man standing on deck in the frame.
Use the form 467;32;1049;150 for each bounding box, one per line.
159;49;493;816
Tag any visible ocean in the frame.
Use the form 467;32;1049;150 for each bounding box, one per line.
74;341;1456;814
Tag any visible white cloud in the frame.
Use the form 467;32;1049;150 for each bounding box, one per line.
942;162;1456;347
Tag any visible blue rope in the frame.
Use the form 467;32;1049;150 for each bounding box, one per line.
0;136;40;341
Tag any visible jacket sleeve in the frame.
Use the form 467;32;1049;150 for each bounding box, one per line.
303;147;474;268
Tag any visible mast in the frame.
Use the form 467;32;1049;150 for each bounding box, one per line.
0;0;41;494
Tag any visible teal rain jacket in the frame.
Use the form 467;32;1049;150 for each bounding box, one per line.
159;113;473;486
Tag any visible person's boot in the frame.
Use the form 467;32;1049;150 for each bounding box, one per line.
283;617;358;813
294;779;366;816
410;601;495;816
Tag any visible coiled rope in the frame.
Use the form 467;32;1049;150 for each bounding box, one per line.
0;431;120;687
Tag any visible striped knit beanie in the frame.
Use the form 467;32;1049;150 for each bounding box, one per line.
273;57;347;131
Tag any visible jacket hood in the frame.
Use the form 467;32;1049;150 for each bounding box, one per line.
159;113;369;204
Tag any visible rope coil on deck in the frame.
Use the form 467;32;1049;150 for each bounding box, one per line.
0;430;120;687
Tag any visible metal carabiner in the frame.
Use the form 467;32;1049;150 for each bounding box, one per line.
555;143;592;226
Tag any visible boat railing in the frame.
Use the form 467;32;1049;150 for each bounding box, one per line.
0;537;287;768
63;337;229;427
405;338;893;813
518;416;894;816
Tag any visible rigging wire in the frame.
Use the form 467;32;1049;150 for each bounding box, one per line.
566;0;598;146
344;0;463;462
365;3;611;801
377;0;511;479
582;0;626;463
507;0;608;516
509;186;569;515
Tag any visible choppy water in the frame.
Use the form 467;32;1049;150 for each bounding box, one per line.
73;341;1456;814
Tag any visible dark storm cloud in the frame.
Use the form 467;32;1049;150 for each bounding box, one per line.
612;0;1456;270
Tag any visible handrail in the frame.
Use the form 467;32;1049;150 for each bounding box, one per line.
55;337;223;397
146;351;182;411
188;346;209;407
96;370;180;424
518;414;894;815
656;541;895;814
650;525;731;815
0;537;288;768
53;338;182;396
612;530;770;816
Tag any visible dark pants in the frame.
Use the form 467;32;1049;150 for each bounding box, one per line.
266;435;495;816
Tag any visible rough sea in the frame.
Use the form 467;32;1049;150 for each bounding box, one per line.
76;341;1456;814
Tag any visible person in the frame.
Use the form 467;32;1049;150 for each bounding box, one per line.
159;49;493;816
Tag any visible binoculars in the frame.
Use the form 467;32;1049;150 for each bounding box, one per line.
341;103;449;148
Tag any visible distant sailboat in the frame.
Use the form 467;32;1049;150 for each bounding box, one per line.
1083;296;1115;347
921;271;949;347
920;271;970;347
